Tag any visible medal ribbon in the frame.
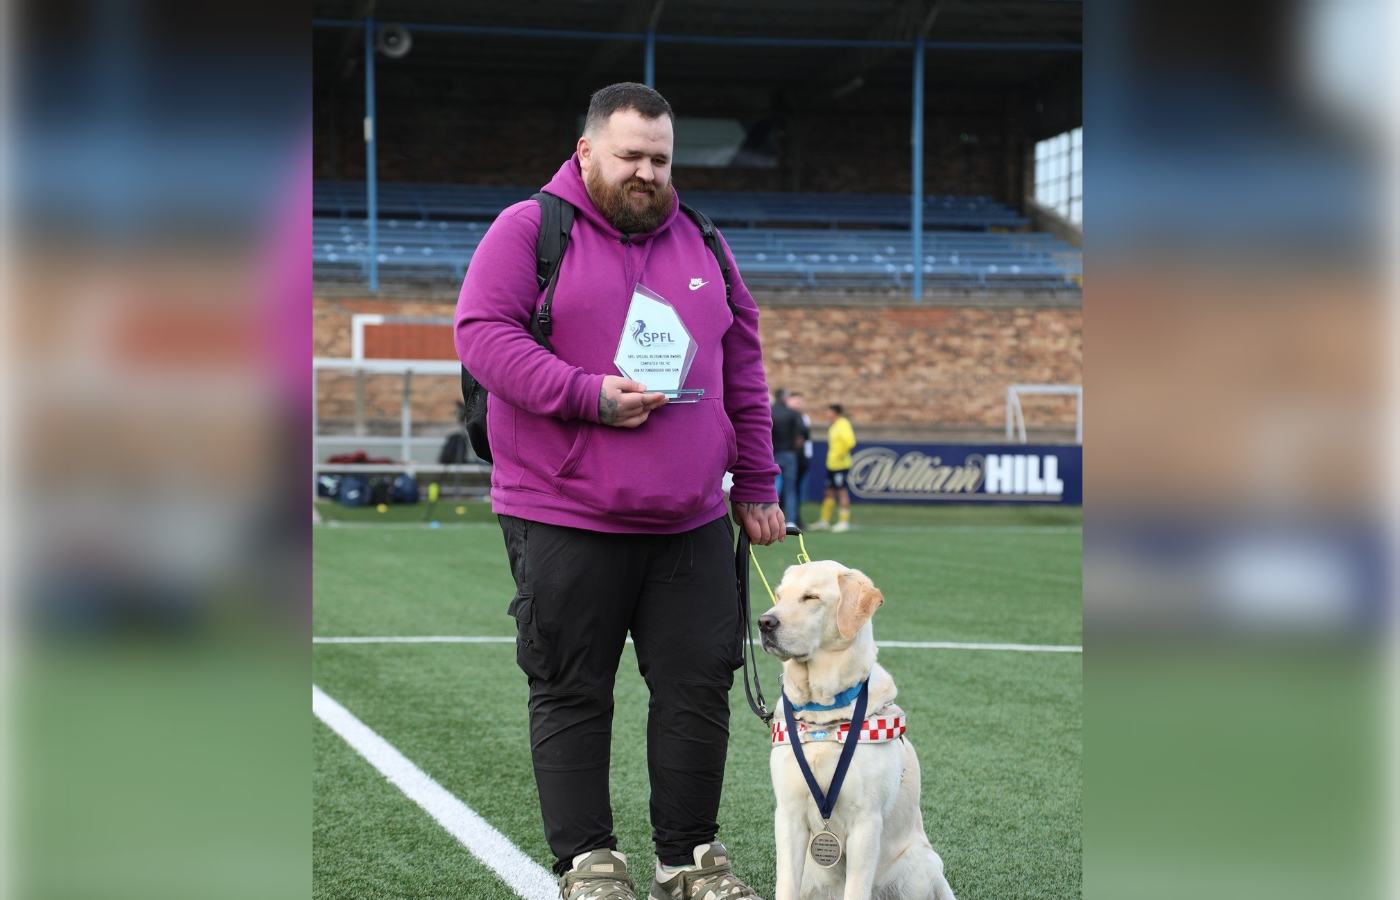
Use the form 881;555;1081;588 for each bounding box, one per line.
781;680;869;820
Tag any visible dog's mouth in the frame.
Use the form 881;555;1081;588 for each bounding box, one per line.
760;634;798;660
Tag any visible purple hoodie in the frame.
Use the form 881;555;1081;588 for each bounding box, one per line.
455;155;779;534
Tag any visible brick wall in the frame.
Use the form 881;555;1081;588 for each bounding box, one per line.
314;295;1081;444
762;304;1081;438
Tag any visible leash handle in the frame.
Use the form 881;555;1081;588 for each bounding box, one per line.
736;529;772;725
787;524;812;564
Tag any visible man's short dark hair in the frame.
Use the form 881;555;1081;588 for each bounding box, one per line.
774;387;790;403
585;82;674;134
829;403;844;415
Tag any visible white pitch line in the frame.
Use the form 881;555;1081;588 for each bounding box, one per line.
313;635;1081;653
878;640;1081;653
313;684;557;900
802;525;1081;534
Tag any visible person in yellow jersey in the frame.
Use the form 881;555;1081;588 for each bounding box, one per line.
812;403;856;532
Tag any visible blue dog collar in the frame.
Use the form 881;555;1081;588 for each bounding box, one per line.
788;681;865;712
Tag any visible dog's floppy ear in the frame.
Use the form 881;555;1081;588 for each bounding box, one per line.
836;568;884;639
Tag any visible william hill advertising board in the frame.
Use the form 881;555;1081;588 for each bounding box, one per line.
808;442;1082;505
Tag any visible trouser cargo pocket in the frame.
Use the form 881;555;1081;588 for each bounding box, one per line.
507;592;557;681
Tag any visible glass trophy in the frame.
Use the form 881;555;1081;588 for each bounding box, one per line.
613;284;704;403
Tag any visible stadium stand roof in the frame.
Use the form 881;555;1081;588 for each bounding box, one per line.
314;1;1080;131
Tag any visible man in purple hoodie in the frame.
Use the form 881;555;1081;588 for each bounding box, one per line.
456;83;781;900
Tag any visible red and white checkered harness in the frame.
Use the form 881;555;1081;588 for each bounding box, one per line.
771;704;907;746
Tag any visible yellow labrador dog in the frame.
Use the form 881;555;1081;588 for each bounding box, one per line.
759;561;956;900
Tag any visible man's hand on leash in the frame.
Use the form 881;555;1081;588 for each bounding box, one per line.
733;501;785;545
598;376;667;427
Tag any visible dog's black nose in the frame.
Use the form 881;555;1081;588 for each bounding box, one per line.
757;614;779;634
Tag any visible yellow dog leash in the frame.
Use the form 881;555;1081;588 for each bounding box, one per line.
748;526;811;605
738;524;811;724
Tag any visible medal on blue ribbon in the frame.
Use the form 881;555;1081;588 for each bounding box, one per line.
781;680;870;868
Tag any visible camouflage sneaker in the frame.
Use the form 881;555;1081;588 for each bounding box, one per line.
560;849;637;900
648;842;763;900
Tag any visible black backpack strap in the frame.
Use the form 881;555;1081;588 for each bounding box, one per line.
680;202;734;314
530;191;574;348
457;192;574;462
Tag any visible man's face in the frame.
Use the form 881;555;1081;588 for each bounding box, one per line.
788;395;806;414
578;108;675;234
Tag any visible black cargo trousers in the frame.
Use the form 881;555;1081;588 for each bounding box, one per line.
498;513;743;875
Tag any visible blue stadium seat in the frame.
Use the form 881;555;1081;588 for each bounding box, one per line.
314;216;1081;291
312;181;1080;291
314;181;1031;230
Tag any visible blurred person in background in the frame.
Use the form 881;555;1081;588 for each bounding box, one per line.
812;403;856;533
770;387;804;526
455;82;779;900
787;391;813;528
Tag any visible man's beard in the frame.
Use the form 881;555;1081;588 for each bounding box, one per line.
585;167;675;234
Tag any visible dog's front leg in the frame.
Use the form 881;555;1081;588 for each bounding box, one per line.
838;821;881;900
773;811;809;900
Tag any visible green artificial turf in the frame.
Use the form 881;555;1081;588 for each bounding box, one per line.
314;504;1081;899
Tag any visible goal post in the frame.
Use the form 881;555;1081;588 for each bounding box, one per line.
1005;384;1082;444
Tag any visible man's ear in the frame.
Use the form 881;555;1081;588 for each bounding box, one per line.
577;134;592;169
836;569;884;640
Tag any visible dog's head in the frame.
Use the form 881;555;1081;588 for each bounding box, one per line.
757;560;884;660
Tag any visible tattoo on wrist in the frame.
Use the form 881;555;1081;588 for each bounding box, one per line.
737;502;778;514
599;391;620;424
